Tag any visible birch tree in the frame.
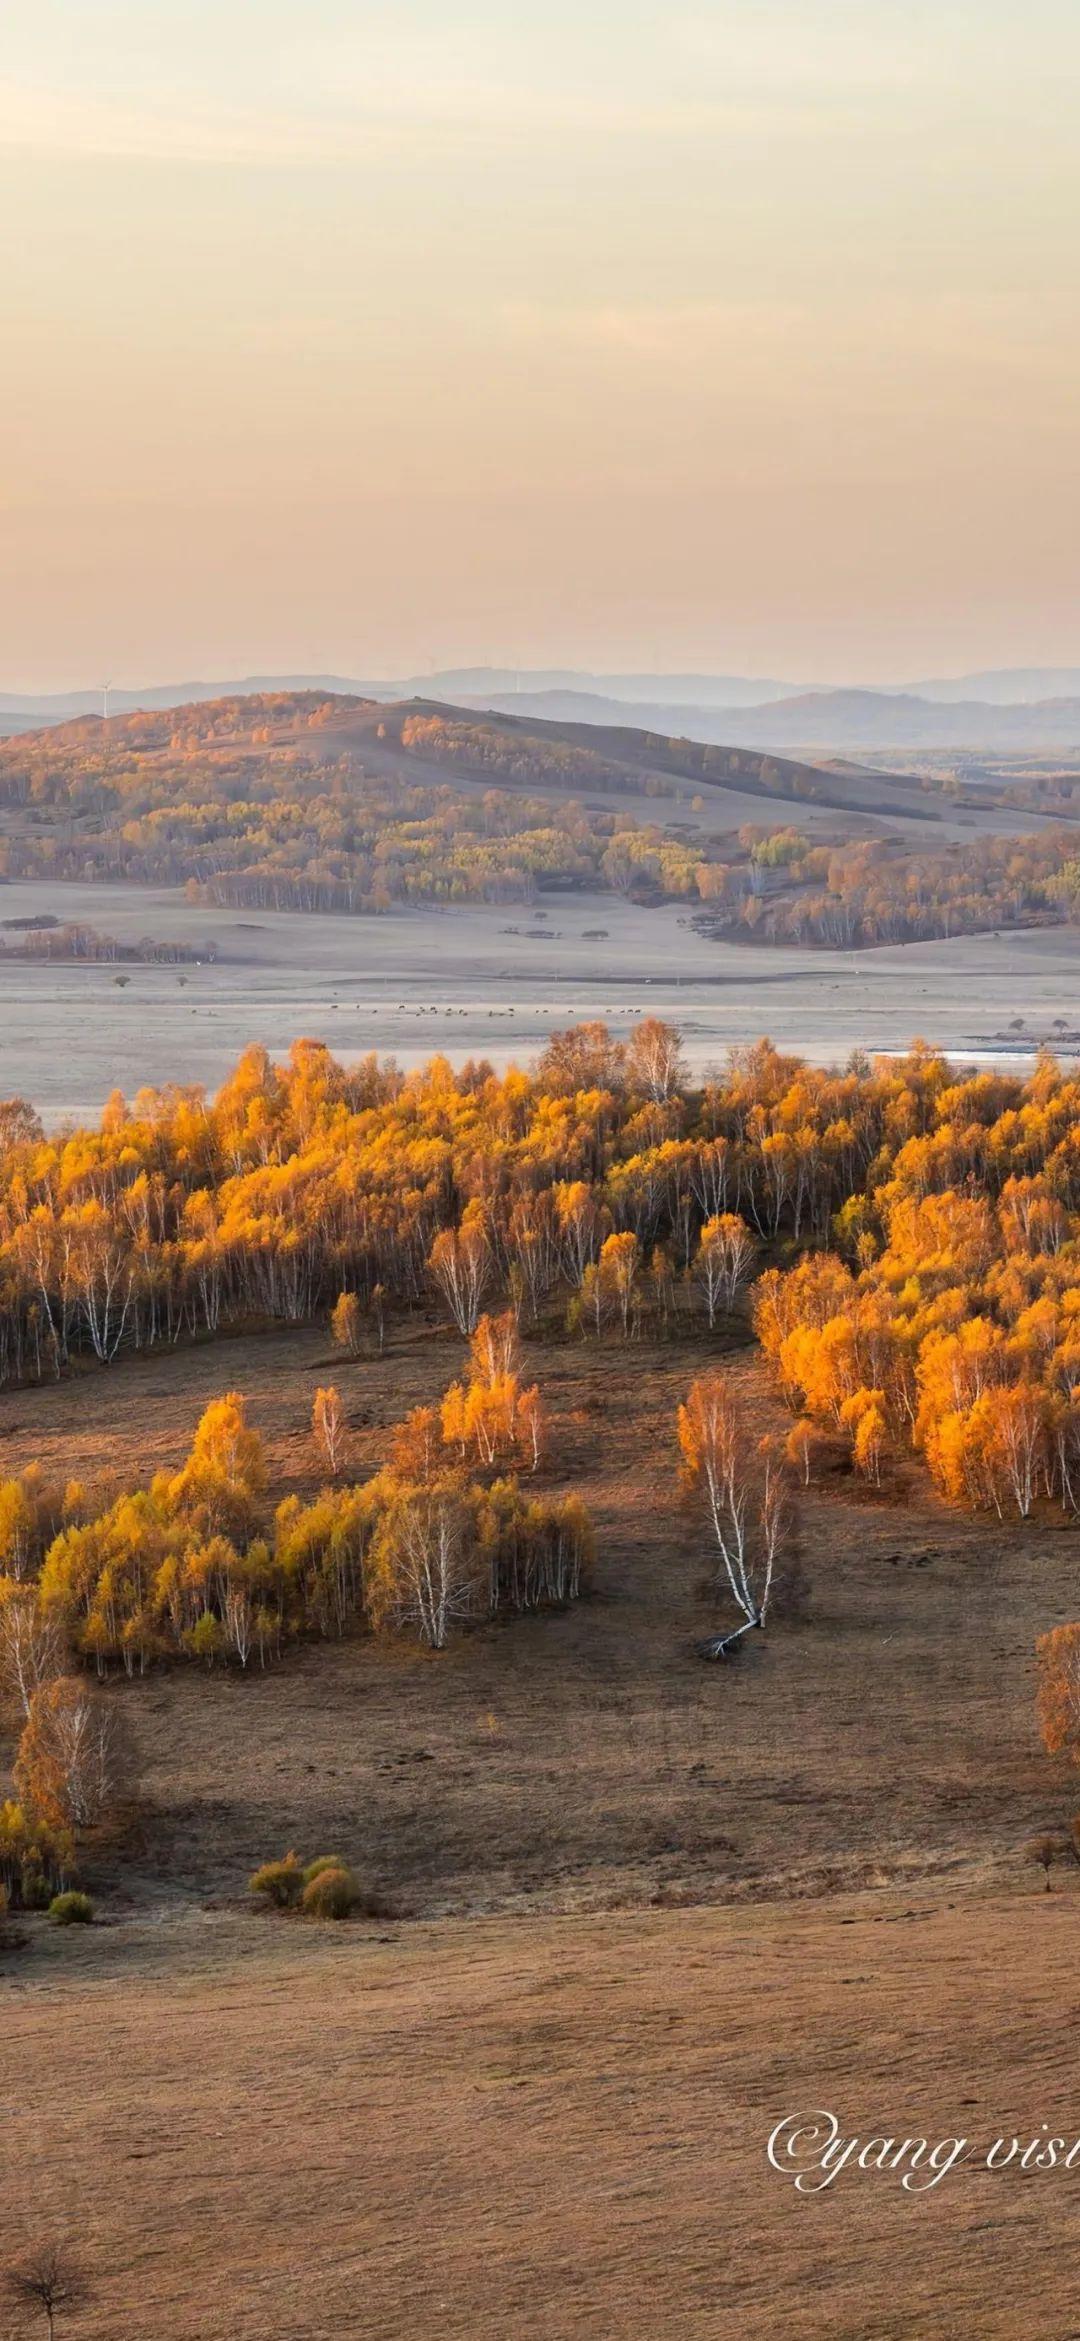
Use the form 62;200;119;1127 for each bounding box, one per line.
677;1373;793;1645
428;1207;493;1335
0;1586;65;1720
312;1385;346;1475
626;1016;686;1103
692;1213;756;1327
366;1479;479;1650
16;1676;137;1832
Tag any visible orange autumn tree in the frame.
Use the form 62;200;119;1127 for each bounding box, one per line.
16;1674;137;1832
440;1312;547;1473
839;1388;889;1486
515;1383;546;1473
389;1405;443;1483
313;1385;346;1475
365;1477;478;1651
625;1016;686;1103
1037;1624;1080;1763
0;1584;65;1720
330;1291;363;1359
168;1392;267;1539
576;1232;641;1338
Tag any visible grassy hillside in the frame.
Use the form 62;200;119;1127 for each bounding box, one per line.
0;687;968;830
8;1891;1076;2341
0;690;1078;944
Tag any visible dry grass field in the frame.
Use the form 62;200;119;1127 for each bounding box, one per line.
10;1893;1080;2341
4;1319;1080;2336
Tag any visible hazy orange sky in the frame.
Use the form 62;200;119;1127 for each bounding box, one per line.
3;0;1079;688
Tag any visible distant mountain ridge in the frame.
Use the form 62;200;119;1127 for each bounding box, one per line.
3;665;1080;749
417;684;1080;755
664;689;1080;753
0;667;798;727
907;667;1080;705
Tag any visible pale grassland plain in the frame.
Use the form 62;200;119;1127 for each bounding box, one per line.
0;879;1078;1122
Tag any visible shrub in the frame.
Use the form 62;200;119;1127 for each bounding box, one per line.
250;1852;304;1909
302;1855;345;1886
301;1864;360;1920
184;1611;226;1667
49;1890;94;1926
18;1856;53;1910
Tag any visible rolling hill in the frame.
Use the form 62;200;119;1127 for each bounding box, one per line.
302;695;950;825
2;689;1077;957
0;686;1059;846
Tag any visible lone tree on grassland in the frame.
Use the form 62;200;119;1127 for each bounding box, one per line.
312;1385;346;1475
4;2245;89;2339
677;1372;794;1649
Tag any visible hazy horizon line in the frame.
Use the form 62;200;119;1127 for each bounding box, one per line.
4;659;1080;706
